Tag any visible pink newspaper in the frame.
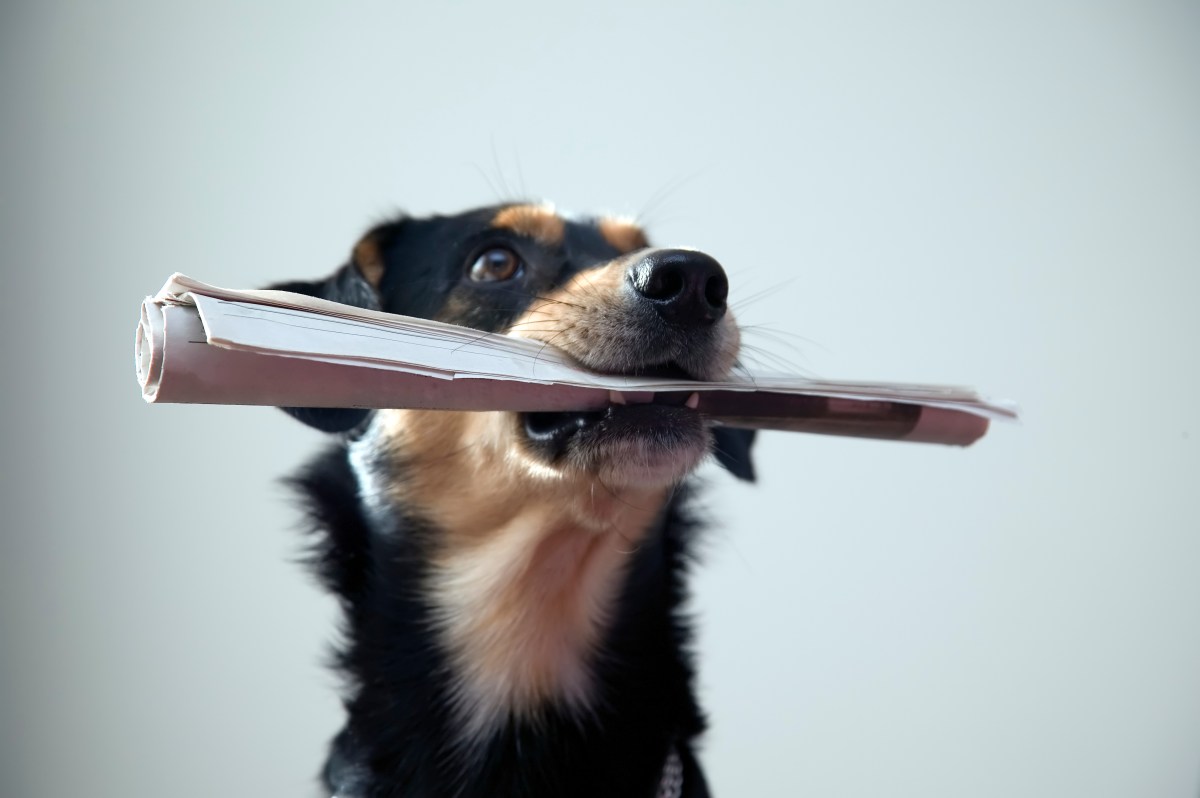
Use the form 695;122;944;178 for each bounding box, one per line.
136;274;1017;446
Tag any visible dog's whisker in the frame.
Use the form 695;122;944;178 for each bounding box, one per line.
529;323;579;374
472;161;507;204
729;277;799;312
594;474;664;520
739;323;826;349
635;170;705;228
489;136;516;202
738;327;816;363
449;328;513;354
736;344;814;377
502;323;559;334
486;287;585;310
512;147;528;201
510;314;554;325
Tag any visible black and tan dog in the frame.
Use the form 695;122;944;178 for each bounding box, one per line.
274;203;756;797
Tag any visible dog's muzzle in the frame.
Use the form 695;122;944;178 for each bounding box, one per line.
520;249;735;469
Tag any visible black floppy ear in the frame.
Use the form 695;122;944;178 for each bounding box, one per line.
268;222;399;433
269;226;388;313
712;426;757;482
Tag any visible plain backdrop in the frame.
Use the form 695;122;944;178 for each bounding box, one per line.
2;2;1198;796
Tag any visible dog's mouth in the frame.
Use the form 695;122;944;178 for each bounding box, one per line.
521;352;707;456
622;360;696;381
517;364;711;485
522;389;701;448
507;297;738;484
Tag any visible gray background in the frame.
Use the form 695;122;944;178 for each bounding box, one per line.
3;1;1199;796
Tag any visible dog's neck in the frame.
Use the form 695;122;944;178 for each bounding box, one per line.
352;408;672;740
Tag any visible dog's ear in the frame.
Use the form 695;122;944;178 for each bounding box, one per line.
712;426;757;482
270;222;398;311
269;221;402;433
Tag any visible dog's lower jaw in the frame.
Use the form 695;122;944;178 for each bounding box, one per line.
579;433;707;490
563;406;710;489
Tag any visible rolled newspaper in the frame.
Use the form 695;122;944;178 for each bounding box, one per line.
136;274;1017;446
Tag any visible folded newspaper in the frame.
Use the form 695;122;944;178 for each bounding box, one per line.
135;274;1017;446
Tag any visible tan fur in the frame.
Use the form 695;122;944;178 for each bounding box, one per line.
370;407;667;738
511;256;632;366
353;233;386;288
508;254;742;381
597;216;650;254
433;293;475;326
491;204;566;246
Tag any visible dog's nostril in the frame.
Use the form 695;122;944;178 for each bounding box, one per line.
704;272;728;309
639;265;686;301
628;249;729;326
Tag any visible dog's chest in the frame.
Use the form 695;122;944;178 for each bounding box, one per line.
348;417;668;738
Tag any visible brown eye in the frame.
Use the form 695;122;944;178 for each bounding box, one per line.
468;247;522;282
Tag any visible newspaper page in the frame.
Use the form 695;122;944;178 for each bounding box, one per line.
136;274;1017;446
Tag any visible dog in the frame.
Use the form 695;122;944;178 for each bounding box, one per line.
272;203;757;797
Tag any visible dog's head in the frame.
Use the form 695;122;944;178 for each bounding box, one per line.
275;203;755;487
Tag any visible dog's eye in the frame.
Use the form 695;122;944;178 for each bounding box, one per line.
468;248;522;282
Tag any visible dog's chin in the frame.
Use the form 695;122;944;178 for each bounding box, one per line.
519;401;709;489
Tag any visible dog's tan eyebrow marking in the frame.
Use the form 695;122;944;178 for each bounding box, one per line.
597;217;649;254
353;231;386;288
490;204;566;246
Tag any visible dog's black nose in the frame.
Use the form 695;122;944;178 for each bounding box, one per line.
627;249;728;326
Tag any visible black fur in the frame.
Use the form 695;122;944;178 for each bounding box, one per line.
291;449;711;797
277;205;754;796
